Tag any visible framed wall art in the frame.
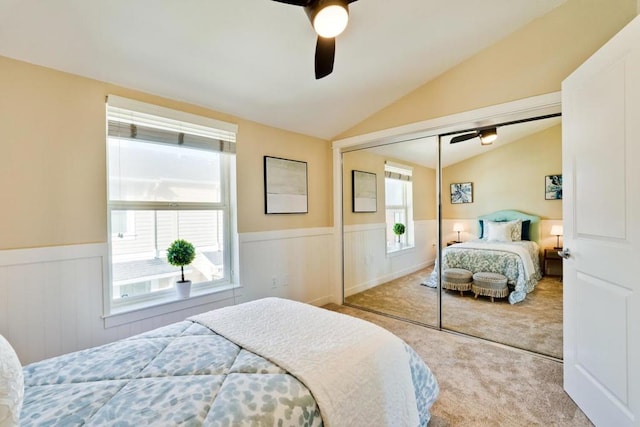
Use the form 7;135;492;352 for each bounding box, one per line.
264;156;308;214
352;170;377;213
545;174;562;200
450;182;473;204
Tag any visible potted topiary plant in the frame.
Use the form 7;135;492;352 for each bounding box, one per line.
393;223;406;243
167;239;196;299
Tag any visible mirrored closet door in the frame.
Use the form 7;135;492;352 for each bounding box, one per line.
341;114;564;359
341;137;439;327
439;115;563;358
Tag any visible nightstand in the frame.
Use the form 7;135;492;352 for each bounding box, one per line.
544;248;563;277
447;241;461;246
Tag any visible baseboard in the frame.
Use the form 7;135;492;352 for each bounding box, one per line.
345;259;434;297
306;295;333;307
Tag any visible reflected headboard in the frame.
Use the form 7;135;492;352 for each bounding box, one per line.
477;210;541;244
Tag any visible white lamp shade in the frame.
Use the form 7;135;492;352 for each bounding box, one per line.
550;225;563;236
453;223;464;232
480;132;497;144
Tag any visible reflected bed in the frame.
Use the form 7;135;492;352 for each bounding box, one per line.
424;210;543;304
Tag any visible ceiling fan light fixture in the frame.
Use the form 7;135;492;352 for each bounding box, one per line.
307;0;349;38
479;128;497;145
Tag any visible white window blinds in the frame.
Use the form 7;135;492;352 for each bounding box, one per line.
384;161;412;182
107;95;237;154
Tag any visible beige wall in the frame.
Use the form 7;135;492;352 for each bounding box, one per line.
0;55;332;250
338;0;636;138
237;122;332;233
342;150;436;226
412;163;437;221
442;124;562;220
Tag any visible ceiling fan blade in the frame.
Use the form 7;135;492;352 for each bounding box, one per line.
450;132;479;144
315;36;335;79
271;0;311;5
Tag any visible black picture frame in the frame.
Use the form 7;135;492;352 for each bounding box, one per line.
450;182;473;204
352;170;377;213
264;156;308;214
545;174;562;200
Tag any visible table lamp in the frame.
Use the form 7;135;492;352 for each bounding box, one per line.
550;225;563;249
453;223;464;242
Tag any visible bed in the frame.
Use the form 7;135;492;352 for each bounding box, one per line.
424;210;543;304
2;298;439;427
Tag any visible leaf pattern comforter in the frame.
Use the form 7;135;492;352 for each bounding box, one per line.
20;319;438;426
424;240;542;304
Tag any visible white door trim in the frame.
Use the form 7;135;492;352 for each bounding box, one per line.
332;92;561;150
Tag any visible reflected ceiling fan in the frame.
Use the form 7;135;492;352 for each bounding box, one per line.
450;127;498;145
272;0;358;79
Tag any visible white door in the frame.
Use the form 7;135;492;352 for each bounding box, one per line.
562;15;640;427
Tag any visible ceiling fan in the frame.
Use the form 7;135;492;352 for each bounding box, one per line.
450;127;498;145
272;0;358;79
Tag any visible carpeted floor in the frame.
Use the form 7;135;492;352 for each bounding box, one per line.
324;303;592;426
344;266;563;359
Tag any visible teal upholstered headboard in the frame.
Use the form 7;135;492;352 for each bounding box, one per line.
477;210;541;243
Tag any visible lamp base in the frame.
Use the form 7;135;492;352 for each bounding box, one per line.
554;235;562;250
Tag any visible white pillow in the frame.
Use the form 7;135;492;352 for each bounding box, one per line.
486;221;513;242
0;335;23;427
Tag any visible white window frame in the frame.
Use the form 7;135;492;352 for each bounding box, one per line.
104;96;238;317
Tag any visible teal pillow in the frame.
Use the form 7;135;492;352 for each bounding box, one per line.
521;220;531;241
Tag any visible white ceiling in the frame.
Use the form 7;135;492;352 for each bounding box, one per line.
0;0;565;140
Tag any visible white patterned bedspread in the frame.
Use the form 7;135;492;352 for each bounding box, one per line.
20;316;438;426
424;240;542;304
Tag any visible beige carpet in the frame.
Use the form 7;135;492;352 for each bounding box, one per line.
324;304;592;426
344;267;563;359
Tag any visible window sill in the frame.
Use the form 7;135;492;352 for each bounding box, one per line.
386;244;415;257
103;283;242;329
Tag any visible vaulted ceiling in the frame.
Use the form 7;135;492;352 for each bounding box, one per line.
0;0;565;139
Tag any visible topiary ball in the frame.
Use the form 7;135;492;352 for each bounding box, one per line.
167;239;196;267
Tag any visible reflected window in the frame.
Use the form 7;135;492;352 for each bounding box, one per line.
385;162;414;251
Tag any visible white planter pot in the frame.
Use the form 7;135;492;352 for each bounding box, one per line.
176;280;192;299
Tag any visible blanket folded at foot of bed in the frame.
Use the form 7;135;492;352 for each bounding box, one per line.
190;297;421;427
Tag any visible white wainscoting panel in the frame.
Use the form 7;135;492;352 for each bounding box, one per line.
0;244;241;364
238;227;334;307
0;244;111;364
441;219;479;245
1;229;335;363
343;220;436;297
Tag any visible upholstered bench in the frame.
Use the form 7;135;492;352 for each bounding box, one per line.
442;268;473;296
472;272;509;302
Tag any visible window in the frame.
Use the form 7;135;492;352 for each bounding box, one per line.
111;210;136;239
106;96;237;311
385;162;413;252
